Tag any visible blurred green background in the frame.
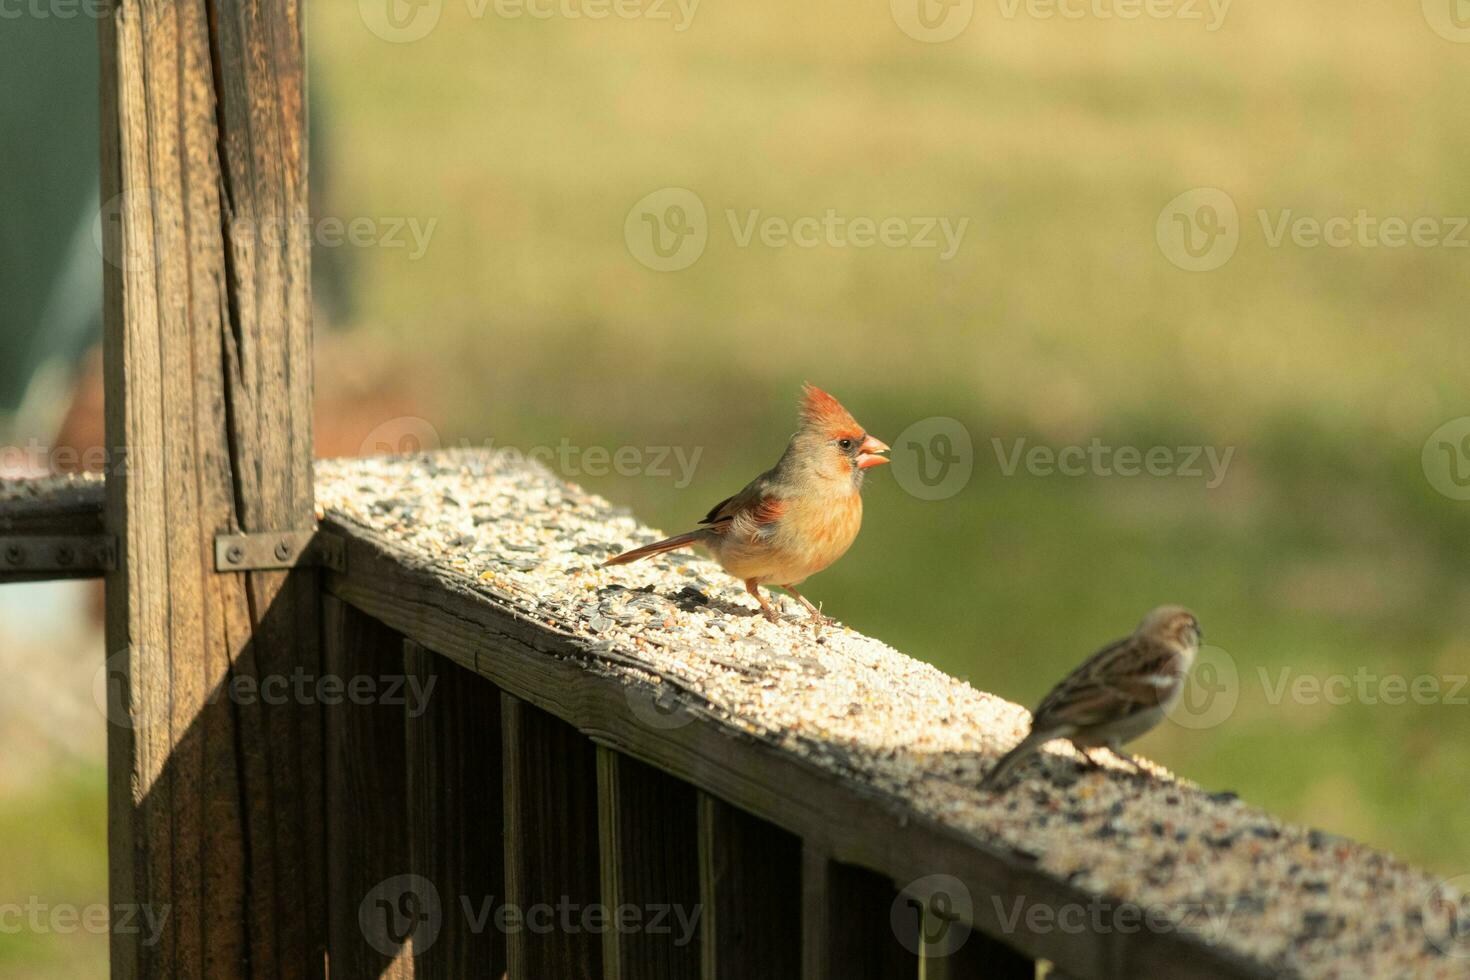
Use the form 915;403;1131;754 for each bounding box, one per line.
4;0;1470;974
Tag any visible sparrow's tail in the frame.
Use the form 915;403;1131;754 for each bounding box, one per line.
600;531;703;567
979;731;1047;791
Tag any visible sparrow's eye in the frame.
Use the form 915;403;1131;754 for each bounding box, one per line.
837;438;854;451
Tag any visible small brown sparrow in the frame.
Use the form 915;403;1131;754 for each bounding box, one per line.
980;606;1202;790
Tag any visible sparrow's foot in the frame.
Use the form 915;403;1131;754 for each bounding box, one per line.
1080;746;1145;777
1111;749;1144;775
1076;747;1105;771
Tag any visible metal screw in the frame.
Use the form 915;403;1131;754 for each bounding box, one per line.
226;545;245;565
56;546;75;567
275;539;293;562
4;546;24;566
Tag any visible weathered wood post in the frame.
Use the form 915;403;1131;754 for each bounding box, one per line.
98;0;321;976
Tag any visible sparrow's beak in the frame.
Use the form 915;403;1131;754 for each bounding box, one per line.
856;434;890;469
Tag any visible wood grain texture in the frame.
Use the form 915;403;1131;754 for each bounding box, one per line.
404;641;508;980
324;598;414;978
597;747;702;980
801;847;831;980
99;0;319;976
323;519;1269;980
802;846;918;980
501;693;603;980
697;792;801;980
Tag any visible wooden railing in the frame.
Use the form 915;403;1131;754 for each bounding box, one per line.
3;456;1461;979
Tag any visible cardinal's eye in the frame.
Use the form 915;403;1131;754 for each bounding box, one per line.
837;438;854;451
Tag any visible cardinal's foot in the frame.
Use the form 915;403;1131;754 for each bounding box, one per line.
782;586;835;628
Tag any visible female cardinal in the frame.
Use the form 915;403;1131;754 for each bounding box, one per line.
980;606;1203;790
601;384;889;625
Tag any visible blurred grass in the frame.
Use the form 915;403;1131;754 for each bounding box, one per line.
302;0;1470;874
0;763;108;979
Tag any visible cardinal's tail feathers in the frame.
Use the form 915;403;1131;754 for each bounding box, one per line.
599;531;702;567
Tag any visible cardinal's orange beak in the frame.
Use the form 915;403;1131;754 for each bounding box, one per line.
856;434;890;469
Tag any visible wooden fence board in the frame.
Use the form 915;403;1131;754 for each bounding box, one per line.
404;641;508;979
696;792;802;980
802;846;918;980
501;693;603;980
597;747;702;980
324;598;414;978
99;0;318;976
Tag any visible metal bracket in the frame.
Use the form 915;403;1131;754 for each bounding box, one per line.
0;535;118;574
214;529;346;574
